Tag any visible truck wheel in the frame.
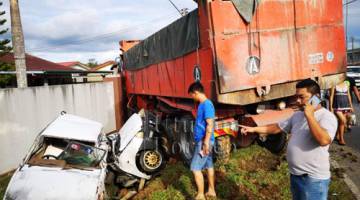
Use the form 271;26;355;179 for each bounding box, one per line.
138;150;164;174
235;133;257;148
214;135;232;163
257;131;287;154
179;131;195;166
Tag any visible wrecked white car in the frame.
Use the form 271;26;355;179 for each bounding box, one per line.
106;110;167;186
4;110;168;199
4;113;109;200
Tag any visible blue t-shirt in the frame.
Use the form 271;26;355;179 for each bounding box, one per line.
194;99;215;143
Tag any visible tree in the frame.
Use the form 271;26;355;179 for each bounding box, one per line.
87;58;98;68
0;1;15;88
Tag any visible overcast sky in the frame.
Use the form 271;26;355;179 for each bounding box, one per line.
0;0;359;64
344;0;360;49
1;0;197;64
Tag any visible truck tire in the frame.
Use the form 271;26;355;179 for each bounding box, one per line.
138;149;165;174
235;133;257;148
179;131;195;166
257;131;287;154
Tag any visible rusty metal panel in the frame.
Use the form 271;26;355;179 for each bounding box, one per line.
148;64;161;95
217;81;298;105
174;57;186;97
124;3;215;100
184;52;198;94
134;70;143;94
217;73;346;105
158;62;171;96
209;0;346;94
199;48;215;98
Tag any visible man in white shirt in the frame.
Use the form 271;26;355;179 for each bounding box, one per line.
240;79;338;200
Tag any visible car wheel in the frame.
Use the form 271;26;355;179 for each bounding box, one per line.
257;131;287;154
138;149;164;174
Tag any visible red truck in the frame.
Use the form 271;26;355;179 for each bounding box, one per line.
118;0;346;166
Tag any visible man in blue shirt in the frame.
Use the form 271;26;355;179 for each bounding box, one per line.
188;82;216;200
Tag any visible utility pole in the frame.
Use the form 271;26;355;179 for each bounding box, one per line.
345;0;348;50
9;0;27;88
351;36;354;64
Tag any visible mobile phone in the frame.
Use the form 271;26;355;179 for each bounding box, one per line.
199;150;205;158
308;95;321;108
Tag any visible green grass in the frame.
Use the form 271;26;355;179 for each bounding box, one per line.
0;172;13;198
1;145;355;200
132;144;355;200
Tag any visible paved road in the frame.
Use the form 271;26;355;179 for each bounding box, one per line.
345;97;360;153
345;126;360;153
330;99;360;196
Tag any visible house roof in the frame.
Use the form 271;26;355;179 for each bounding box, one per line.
348;48;360;54
57;61;90;70
91;61;115;71
57;61;79;67
0;53;73;71
120;40;140;52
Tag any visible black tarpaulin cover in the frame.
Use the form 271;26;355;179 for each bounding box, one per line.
231;0;260;23
124;9;199;71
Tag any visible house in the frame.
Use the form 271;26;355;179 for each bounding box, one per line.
87;61;116;82
91;61;116;72
57;61;92;83
0;53;76;87
57;61;90;71
120;40;140;52
348;48;360;65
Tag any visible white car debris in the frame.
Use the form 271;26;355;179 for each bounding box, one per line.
4;110;167;200
4;113;108;200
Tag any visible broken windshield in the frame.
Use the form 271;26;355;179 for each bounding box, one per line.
57;141;106;168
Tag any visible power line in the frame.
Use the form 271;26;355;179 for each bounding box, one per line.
28;11;180;52
343;0;358;6
167;0;189;16
28;12;178;52
167;0;182;16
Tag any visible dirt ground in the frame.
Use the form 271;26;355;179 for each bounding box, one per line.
1;145;356;200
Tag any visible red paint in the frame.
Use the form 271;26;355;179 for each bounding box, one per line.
124;0;345;101
121;0;345;131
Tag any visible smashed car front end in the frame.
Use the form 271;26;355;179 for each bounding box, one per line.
4;165;105;200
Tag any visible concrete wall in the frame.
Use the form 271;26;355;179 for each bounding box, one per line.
0;82;116;174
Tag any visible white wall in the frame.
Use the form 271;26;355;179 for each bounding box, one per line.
0;82;116;174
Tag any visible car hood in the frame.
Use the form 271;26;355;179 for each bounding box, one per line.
5;165;103;200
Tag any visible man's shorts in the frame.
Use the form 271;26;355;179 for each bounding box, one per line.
290;174;330;200
190;141;214;171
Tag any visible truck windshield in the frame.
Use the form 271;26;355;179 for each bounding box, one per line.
58;142;105;168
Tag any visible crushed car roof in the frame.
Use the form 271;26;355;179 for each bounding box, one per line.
41;114;103;142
